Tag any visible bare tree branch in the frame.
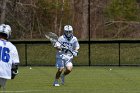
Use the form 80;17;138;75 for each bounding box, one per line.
105;21;140;26
113;24;130;38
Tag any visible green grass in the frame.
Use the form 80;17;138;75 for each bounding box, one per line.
2;66;140;93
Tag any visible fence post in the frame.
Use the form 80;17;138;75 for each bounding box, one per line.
88;0;91;66
25;44;27;66
118;43;121;66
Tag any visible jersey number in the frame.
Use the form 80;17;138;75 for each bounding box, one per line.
0;46;10;63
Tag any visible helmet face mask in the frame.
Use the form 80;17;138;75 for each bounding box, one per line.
64;30;73;38
0;24;11;39
64;25;73;40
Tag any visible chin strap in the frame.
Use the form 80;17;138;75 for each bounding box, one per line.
64;34;73;41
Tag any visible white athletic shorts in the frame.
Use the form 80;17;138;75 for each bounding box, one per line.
56;58;73;68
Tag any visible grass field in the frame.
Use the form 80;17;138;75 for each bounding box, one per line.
1;66;140;93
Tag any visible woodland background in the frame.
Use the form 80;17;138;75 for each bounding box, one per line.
0;0;140;40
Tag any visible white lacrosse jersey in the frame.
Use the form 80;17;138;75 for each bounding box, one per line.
55;35;80;58
0;39;19;79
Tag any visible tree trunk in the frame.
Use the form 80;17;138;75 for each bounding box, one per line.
90;0;107;38
0;0;8;24
58;0;64;36
81;0;88;39
73;0;83;38
70;0;74;25
54;0;58;34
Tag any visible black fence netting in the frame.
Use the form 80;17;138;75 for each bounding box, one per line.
12;40;140;66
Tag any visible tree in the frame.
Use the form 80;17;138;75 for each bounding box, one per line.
104;0;140;38
73;0;89;39
0;0;8;24
105;0;140;21
82;0;88;39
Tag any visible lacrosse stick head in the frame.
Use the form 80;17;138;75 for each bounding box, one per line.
45;32;58;44
48;32;58;40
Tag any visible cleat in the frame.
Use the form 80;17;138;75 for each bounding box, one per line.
61;75;65;85
53;83;60;86
53;81;60;86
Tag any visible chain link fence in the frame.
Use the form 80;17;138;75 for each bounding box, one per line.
13;40;140;66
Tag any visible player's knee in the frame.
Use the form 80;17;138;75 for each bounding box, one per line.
67;69;72;72
58;68;64;72
66;67;72;72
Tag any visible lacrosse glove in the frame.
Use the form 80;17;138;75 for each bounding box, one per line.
61;45;69;53
72;50;78;57
11;63;19;79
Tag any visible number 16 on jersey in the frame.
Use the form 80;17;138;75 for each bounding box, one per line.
0;46;10;63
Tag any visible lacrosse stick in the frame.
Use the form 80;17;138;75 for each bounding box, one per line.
45;32;74;56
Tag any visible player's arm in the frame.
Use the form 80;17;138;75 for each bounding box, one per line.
54;41;62;50
11;47;20;79
72;39;80;57
54;42;69;53
72;47;79;57
53;36;62;50
54;37;68;51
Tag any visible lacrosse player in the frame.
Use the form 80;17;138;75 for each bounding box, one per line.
0;24;20;91
53;25;80;86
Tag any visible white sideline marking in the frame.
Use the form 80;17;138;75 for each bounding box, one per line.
0;90;48;93
1;90;140;93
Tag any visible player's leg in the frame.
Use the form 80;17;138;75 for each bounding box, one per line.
53;67;64;86
64;64;73;75
55;68;64;79
0;78;7;92
61;62;73;85
53;58;64;86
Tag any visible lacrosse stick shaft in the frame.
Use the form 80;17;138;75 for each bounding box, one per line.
45;32;74;56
